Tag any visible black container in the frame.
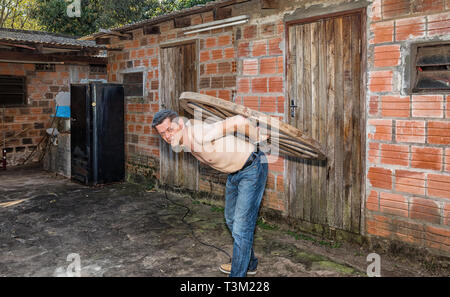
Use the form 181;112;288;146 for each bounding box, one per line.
70;83;125;185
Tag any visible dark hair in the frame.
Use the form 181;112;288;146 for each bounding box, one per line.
151;109;178;128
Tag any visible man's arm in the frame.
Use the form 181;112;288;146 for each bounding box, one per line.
199;115;267;144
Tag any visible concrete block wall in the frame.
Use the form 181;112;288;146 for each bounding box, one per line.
366;0;450;253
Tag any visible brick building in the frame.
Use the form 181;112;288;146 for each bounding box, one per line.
4;0;449;257
0;28;108;166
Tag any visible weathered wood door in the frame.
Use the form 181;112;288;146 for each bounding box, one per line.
287;12;363;234
160;42;198;190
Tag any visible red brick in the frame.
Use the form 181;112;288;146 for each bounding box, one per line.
445;148;450;172
260;57;277;74
252;41;267;57
428;173;450;199
368;167;393;189
238;78;250;93
428;12;450;36
218;62;231;74
243;25;257;39
260;96;277;113
200;51;210;62
238;42;250;58
277;96;285;113
369;96;379;115
369;70;393;92
267;154;284;173
218;35;232;47
395;169;426;195
382;0;410;19
366;216;392;238
412;95;443;118
243;96;259;110
211;49;223;60
368;119;392;141
205;63;218;75
368;142;380;164
428;121;450;145
410;197;441;224
412;0;444;13
371;0;382;22
444;203;450;226
411;146;443;171
381;95;410;117
380;143;409;166
205;37;217;48
268;76;283;93
243;59;258;75
370;21;394;44
218;90;232;101
396;120;425;143
396;16;427;40
374;44;401;67
380;192;408;218
268;37;283;55
224;47;235;59
367;190;379;211
425;225;450;250
252;77;268;93
266;172;275;190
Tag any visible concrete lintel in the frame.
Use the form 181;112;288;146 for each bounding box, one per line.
284;0;371;23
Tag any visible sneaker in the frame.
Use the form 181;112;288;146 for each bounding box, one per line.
219;263;257;275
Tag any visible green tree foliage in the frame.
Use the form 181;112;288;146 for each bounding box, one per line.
0;0;41;30
31;0;216;37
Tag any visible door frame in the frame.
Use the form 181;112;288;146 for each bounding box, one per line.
284;8;367;235
158;39;200;190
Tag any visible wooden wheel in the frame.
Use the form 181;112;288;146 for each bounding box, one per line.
179;92;327;160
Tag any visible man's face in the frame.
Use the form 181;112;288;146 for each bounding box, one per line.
155;117;183;144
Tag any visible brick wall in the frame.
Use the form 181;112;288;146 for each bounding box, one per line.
0;62;106;167
367;0;450;253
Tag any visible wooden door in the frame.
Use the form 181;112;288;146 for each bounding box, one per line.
287;12;363;234
160;42;198;190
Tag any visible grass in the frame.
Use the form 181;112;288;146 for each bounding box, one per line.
286;230;342;249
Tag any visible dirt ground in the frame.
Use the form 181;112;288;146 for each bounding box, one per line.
0;166;447;277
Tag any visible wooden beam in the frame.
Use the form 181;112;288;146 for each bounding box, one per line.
261;0;278;9
214;7;232;20
0;41;36;51
99;29;132;39
0;49;107;65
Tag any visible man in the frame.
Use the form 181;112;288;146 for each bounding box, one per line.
152;109;268;277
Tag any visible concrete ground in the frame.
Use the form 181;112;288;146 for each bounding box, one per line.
0;166;445;277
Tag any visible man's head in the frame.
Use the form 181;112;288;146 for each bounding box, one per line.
152;109;184;144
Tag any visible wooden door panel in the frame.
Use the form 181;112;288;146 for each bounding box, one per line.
287;13;363;233
160;43;198;190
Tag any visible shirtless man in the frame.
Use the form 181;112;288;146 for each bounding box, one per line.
152;109;268;277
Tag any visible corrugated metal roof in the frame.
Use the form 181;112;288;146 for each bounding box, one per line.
81;0;248;40
0;28;105;49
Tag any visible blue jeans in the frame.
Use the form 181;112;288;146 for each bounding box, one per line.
224;150;268;277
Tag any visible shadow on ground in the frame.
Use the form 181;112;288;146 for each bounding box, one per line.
0;166;442;277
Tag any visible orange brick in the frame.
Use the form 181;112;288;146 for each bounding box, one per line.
380;143;409;166
412;0;444;13
277;96;285;113
428;173;450;199
205;37;217;48
374;44;401;67
200;51;210;62
368;142;380;164
370;21;394;44
368;119;392;141
243;96;259;110
367;190;379;211
382;0;410;19
380;192;408;218
224;47;235;59
260;96;277;113
211;49;223;60
396;16;426;41
238;42;250;58
411;146;443;171
268;37;282;55
412;95;443;118
368;167;393;189
444;203;450;226
410;197;441;224
243;59;258;75
428;12;450;36
252;41;267;57
252;77;267;93
381;95;410;117
218;35;232;47
369;70;393;92
268;76;283;93
395;170;426;195
260;57;277;74
205;63;218;75
425;225;450;250
369;96;379;115
445;148;450;172
238;78;250;93
396;120;425;143
428;121;450;145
